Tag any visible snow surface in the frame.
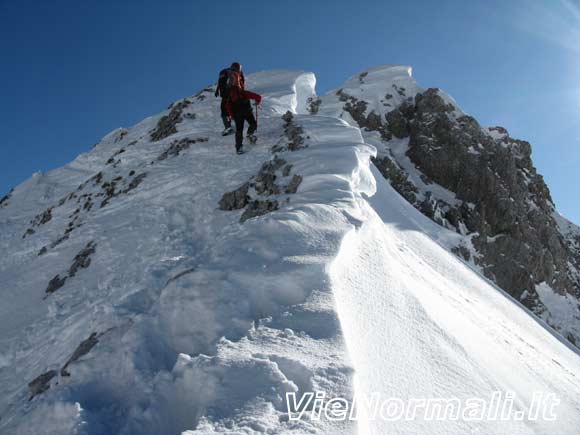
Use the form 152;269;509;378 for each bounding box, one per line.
0;66;579;434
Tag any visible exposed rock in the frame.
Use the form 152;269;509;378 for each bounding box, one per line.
240;200;279;223
218;183;250;210
60;332;99;376
46;275;66;294
385;103;413;138
372;156;417;204
0;188;13;208
22;228;35;238
452;244;472;262
45;242;96;295
114;129;128;143
30;207;53;228
150;100;191;142
156;137;208;161
337;90;391;140
50;234;70;249
276;111;306;152
358;85;580;320
100;172;146;207
307;97;322;114
68;241;96;277
106;148;125;165
219;153;302;222
28;370;57;400
392;84;406;97
254;157;287;195
285;174;303;194
124;173;147;194
404;88;578;306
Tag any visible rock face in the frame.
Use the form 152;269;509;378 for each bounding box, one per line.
401;89;576;309
320;66;580;346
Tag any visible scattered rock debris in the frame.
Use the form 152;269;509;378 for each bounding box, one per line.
155;137;208;162
44;241;97;295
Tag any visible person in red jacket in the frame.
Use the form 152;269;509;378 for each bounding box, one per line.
225;62;262;154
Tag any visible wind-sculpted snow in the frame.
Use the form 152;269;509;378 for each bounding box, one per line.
0;67;578;435
331;166;580;434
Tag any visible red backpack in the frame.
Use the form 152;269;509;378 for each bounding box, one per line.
226;69;245;101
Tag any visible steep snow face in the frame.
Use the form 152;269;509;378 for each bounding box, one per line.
331;167;580;435
0;66;579;435
319;64;580;349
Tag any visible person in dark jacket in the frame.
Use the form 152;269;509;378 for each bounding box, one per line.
215;66;241;135
224;62;262;154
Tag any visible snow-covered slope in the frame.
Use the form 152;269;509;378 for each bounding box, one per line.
0;67;579;434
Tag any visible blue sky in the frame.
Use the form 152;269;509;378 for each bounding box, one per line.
1;0;579;222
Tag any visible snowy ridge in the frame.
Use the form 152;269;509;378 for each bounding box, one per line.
0;71;370;434
0;67;579;434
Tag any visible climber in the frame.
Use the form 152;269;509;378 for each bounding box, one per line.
215;65;237;136
224;62;262;154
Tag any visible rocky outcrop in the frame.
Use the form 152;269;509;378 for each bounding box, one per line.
401;89;578;309
150;99;191;142
68;241;97;277
219;155;302;223
307;96;322;114
45;241;97;295
240;200;279;222
337;89;391;140
28;332;101;400
273;111;307;152
372;155;417;204
60;332;99;377
218;182;250;211
28;370;57;400
156;137;208;162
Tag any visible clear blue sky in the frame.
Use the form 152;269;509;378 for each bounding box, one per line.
1;0;579;222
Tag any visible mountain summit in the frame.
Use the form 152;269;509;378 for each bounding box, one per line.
0;66;579;434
